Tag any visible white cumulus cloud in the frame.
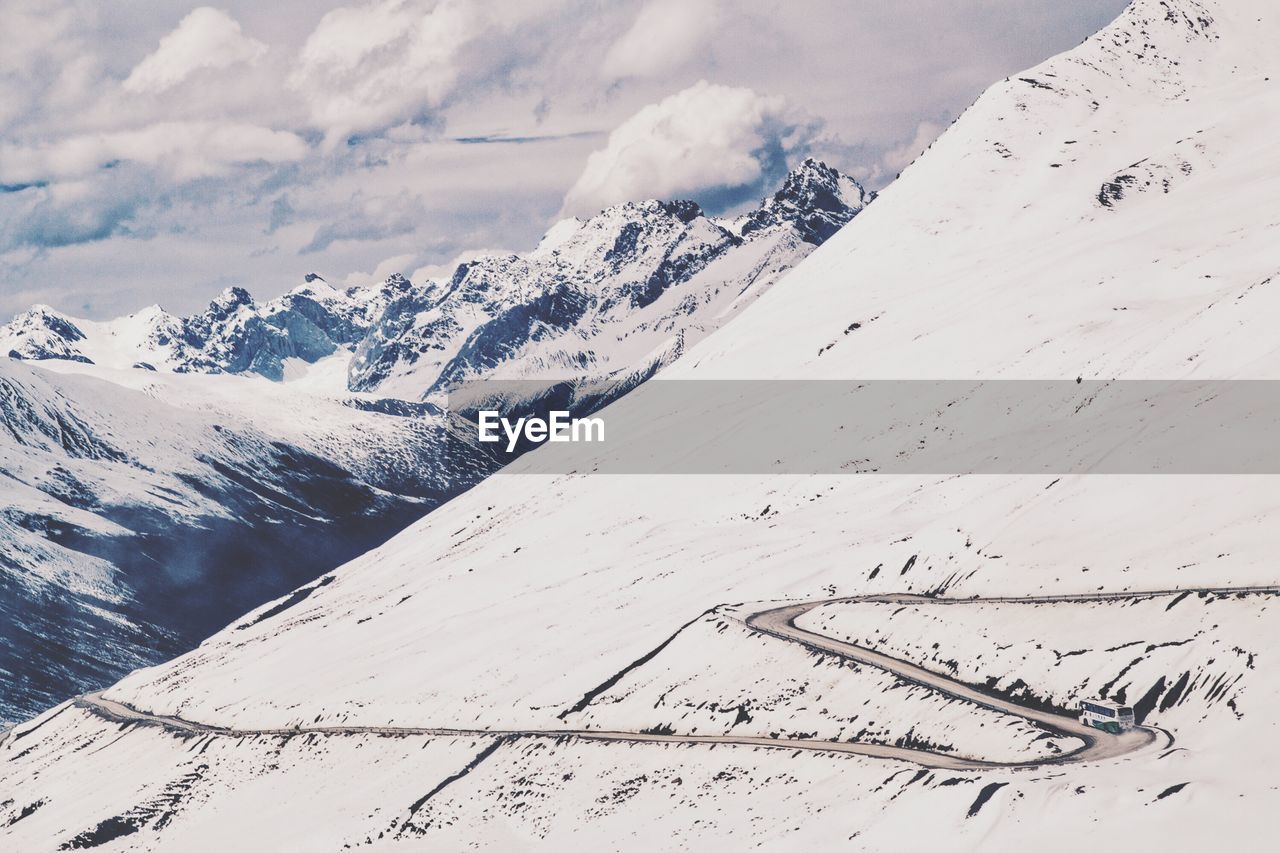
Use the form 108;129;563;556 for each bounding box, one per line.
561;80;814;216
123;7;267;95
602;0;721;81
0;121;308;184
290;0;484;147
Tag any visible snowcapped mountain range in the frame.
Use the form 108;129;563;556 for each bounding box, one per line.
0;160;866;725
2;159;869;400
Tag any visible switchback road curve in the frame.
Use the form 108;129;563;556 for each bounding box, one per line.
37;585;1276;771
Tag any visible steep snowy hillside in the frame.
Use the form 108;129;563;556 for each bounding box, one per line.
799;590;1268;730
5;0;1280;850
558;607;1081;763
1;159;868;400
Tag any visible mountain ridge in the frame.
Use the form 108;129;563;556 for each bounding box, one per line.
2;159;869;400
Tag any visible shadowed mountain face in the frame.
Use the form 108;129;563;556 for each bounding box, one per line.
0;161;867;723
740;158;874;244
0;359;499;723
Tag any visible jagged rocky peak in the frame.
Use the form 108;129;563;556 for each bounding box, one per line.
662;199;704;223
1;305;92;363
535;196;731;285
740;158;872;244
207;286;255;317
353;160;875;399
130;303;176;323
184;288;254;343
122;305;184;354
281;274;364;311
345;194;737;396
288;274;339;298
11;304;85;342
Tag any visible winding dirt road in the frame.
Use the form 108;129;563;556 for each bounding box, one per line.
65;586;1276;771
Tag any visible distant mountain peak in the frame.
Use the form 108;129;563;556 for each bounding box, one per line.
776;158;850;206
0;305;91;363
132;304;172;319
658;199;704;223
212;286;255;312
740;158;872;244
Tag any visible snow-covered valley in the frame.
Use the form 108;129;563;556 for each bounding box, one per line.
3;0;1280;849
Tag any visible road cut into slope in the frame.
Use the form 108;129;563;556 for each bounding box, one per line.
65;586;1271;771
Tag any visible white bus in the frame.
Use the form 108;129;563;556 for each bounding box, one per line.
1079;699;1135;734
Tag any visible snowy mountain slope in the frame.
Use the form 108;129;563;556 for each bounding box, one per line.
675;0;1280;381
4;0;1280;849
0;358;499;724
800;590;1269;732
559;608;1079;763
1;159;868;401
0;703;1213;853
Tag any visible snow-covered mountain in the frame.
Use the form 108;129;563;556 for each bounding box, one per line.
6;1;1279;849
2;284;387;382
1;158;869;400
0;161;865;725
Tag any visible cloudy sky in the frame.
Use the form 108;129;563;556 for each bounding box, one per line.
0;0;1127;320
